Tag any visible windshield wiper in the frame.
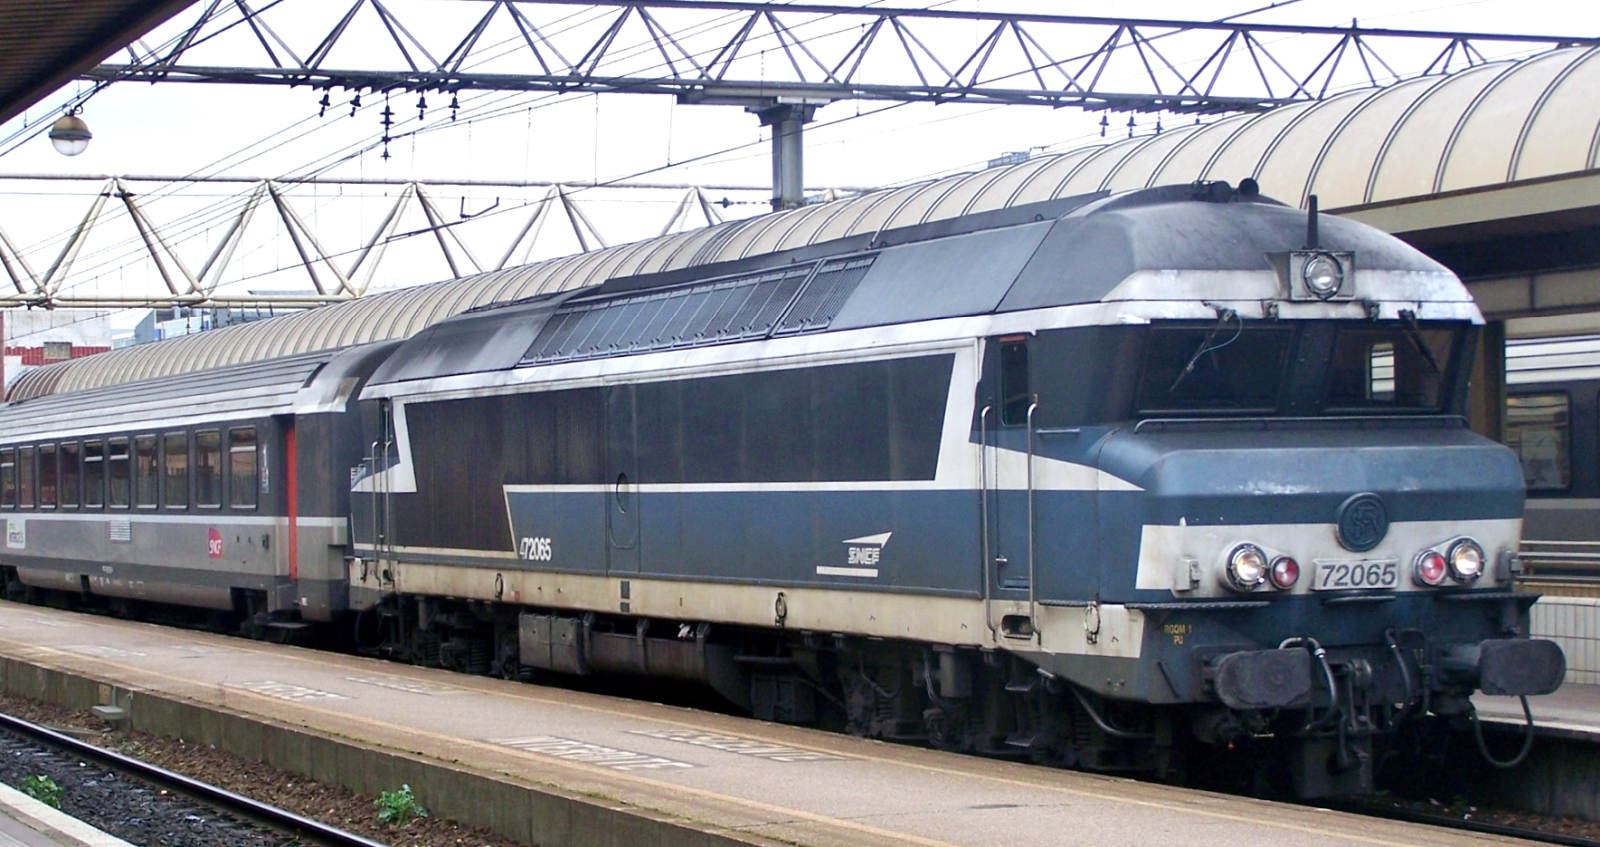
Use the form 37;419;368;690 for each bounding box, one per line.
1398;309;1442;376
1168;306;1241;393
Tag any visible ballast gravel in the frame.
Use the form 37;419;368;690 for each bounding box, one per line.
0;695;516;847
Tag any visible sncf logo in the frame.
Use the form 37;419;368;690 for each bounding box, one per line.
818;532;891;579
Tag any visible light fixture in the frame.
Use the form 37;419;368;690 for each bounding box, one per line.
1447;539;1484;583
1225;544;1267;591
1302;252;1343;299
48;113;92;157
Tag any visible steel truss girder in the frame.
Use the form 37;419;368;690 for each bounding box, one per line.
0;176;724;310
87;0;1599;114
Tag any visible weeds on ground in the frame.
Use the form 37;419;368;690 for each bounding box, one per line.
375;784;427;826
22;775;61;809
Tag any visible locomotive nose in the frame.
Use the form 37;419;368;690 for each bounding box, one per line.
1103;425;1524;537
1098;424;1526;596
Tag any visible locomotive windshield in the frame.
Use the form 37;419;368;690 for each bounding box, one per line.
1132;319;1466;418
1138;322;1293;413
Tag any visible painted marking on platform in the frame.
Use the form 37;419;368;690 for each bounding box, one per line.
24;619;64;628
62;645;147;658
224;681;348;701
491;735;695;770
170;645;242;657
346;675;461;696
626;729;847;762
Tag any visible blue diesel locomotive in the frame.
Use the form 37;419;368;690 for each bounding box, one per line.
0;182;1563;797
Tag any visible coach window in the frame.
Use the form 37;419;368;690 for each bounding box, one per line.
108;439;130;508
108;438;130;505
1000;336;1032;426
17;447;34;508
228;427;258;509
38;444;58;508
1504;393;1570;490
163;432;189;509
83;440;105;508
60;441;81;508
196;430;222;508
135;436;158;508
1;449;14;508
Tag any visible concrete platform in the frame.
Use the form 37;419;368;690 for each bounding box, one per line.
1476;684;1600;739
0;601;1540;847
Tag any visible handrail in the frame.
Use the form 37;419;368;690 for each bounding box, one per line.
1026;400;1040;643
979;404;995;639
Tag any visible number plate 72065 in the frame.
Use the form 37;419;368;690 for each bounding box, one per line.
1313;559;1399;591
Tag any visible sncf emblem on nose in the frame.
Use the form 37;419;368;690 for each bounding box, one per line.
1336;493;1388;553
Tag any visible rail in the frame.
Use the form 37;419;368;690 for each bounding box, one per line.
0;710;387;847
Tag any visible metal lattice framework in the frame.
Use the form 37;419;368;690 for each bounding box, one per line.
88;0;1599;113
0;176;760;308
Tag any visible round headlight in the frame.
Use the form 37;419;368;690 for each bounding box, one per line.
1448;539;1484;583
1269;556;1300;590
1227;544;1268;591
1414;550;1448;586
1303;253;1343;299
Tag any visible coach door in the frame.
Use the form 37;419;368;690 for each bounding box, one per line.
605;385;640;574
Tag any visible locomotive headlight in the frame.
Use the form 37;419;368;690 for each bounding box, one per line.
1414;550;1448;586
1448;539;1484;583
1302;253;1344;299
1226;544;1268;591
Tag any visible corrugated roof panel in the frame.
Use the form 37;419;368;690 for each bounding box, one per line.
918;168;1011;223
504;258;572;299
541;248;616;294
1437;51;1576;193
616;229;699;277
883;180;963;230
651;221;736;273
1146;113;1253;187
800;190;899;245
712;207;805;261
1027;137;1143;200
744;200;839;256
1254;90;1373;209
1371;63;1505;201
835;184;938;243
1199;102;1316;186
1102;124;1205;192
772;194;872;252
1513;50;1600;179
967;149;1095;214
1305;76;1437;208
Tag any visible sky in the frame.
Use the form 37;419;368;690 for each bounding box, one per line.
0;0;1596;338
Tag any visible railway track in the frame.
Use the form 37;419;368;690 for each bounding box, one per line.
0;709;388;847
1321;799;1600;847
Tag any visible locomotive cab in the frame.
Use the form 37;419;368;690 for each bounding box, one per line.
975;191;1564;795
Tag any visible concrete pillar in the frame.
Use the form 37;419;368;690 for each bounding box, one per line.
1469;319;1506;442
755;103;816;212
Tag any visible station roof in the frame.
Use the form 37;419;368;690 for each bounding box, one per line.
10;44;1600;402
0;0;195;127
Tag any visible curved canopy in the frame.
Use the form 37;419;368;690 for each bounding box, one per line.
12;45;1600;402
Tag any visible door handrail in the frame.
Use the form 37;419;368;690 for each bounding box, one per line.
1026;400;1040;643
979;404;995;638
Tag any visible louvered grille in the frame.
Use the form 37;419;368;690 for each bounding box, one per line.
522;259;858;365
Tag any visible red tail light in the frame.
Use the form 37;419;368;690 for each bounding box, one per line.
1414;550;1448;586
1269;557;1300;589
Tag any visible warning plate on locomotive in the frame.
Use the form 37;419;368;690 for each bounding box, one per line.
1313;559;1399;591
